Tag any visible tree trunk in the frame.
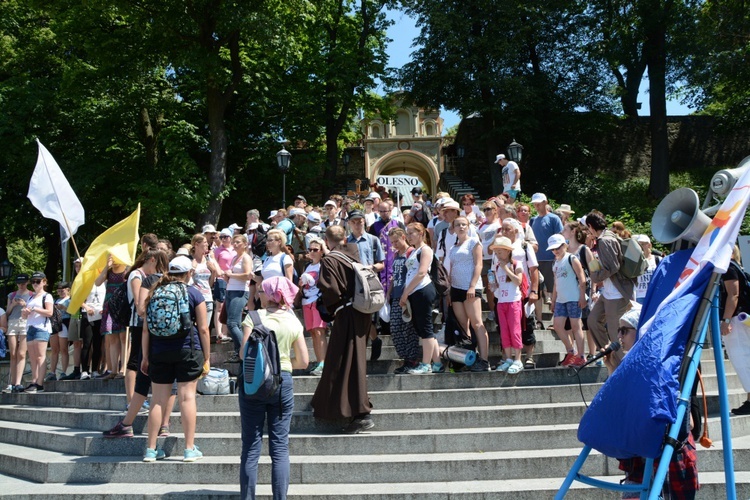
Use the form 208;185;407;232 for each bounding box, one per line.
201;86;229;229
139;107;160;168
44;231;60;288
645;8;670;200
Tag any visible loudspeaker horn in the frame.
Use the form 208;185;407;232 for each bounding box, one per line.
652;188;712;244
710;155;750;198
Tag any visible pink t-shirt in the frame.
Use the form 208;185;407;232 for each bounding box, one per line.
213;246;237;273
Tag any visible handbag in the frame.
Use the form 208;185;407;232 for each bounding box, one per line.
197;367;231;395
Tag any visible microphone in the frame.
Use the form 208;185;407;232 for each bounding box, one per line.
570;341;621;374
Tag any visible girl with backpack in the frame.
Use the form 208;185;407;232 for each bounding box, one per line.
95;256;129;379
563;221;599;364
239;276;308;499
141;255;210;462
488;236;525;374
20;271;54;392
547;234;588;368
299;237;329;376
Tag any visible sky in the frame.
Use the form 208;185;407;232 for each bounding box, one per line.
383;9;694;135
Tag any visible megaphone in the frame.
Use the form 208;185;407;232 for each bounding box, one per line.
710;155;750;198
652;188;712;244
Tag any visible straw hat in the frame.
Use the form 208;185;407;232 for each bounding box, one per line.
488;236;514;252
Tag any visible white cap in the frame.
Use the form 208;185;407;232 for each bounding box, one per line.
289;208;306;217
324;200;337;208
176;247;190;256
531;193;547;204
268;210;278;219
434;197;452;207
228;223;242;231
307;211;322;224
495;154;506;163
168;255;193;274
546;234;567;251
368;192;381;199
220;228;233;237
635;234;651;244
202;224;217;233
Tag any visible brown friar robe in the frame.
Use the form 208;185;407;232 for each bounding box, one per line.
310;243;373;420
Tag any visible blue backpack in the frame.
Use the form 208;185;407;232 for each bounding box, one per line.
146;282;192;339
242;310;282;401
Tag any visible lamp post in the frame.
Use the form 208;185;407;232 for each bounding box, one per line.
456;145;465;176
0;257;15;308
342;150;351;169
507;139;523;163
276;146;291;208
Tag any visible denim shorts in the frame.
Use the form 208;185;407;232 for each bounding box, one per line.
554;301;582;319
26;325;51;342
212;279;227;303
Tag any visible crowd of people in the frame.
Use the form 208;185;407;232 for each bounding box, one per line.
4;174;744;500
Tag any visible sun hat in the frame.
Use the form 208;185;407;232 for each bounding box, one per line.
635;234;651;244
558;204;575;214
307;211;322;224
441;200;461;212
488;236;514;252
401;300;413;323
202;224;217;234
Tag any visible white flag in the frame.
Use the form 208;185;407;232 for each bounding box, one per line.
27;139;85;242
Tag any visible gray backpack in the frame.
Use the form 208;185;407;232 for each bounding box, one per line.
329;250;386;314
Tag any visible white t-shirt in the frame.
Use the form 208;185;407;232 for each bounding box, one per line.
502;161;521;192
126;270;145;326
227;255;251;292
364;211;377;228
301;262;322;306
405;246;432;294
26;293;54;331
492;259;523;303
553;254;582;303
478;221;500;260
262;252;291;281
636;255;658;299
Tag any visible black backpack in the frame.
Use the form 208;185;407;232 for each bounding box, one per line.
417;247;450;297
46;295;63;334
722;260;750;315
108;283;132;326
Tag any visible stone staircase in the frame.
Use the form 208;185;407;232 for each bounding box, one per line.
0;310;748;498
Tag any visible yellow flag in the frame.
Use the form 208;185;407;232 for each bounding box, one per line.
67;205;141;314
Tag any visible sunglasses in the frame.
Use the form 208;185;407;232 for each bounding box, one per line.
31;279;43;285
483;208;495;212
308;248;321;253
617;326;635;337
220;235;230;239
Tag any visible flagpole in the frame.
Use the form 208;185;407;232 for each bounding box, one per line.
36;139;82;259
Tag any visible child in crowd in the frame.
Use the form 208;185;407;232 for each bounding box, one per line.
299;237;329;376
488;236;525;374
47;282;71;380
548;234;588;367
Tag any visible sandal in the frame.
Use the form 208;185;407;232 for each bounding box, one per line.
524;357;535;369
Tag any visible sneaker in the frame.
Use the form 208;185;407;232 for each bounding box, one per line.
143;447;166;462
24;384;37;394
183;445;203;462
394;362;417;374
140;400;150;413
60;371;79;381
560;352;577;367
732;401;750;416
432;362;446;374
12;385;24;393
158;425;170;437
44;372;57;382
507;360;524;374
103;421;134;438
2;385;12;394
343;416;375;434
370;337;382;361
97;370;112;379
407;362;432;375
595;359;604;367
470;358;490;372
91;371;101;378
310;362;325;376
524;357;536;370
571;356;586;368
35;383;44;392
496;359;514;372
80;371;91;380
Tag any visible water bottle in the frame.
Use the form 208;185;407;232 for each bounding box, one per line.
488;270;496;287
179;288;193;332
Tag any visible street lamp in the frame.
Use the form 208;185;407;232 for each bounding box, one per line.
0;257;14;309
342;150;351;169
507;139;523;163
276;146;291;208
457;145;465;158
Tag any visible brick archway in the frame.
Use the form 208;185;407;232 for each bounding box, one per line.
368;150;440;196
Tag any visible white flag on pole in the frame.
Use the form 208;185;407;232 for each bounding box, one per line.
27;139;85;242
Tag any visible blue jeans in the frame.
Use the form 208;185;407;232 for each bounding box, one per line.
226;290;249;352
239;371;294;500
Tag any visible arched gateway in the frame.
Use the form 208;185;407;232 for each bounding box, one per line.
361;101;444;198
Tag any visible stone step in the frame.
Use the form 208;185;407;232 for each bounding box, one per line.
0;438;746;486
1;414;748;460
0;471;746;499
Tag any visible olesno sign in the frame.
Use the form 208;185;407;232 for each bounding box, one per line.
376;175;420;187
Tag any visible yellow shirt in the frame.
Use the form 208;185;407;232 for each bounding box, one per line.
241;309;303;373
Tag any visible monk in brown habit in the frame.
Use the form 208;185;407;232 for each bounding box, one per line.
310;225;374;433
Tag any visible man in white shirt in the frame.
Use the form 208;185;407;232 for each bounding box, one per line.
496;154;521;201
